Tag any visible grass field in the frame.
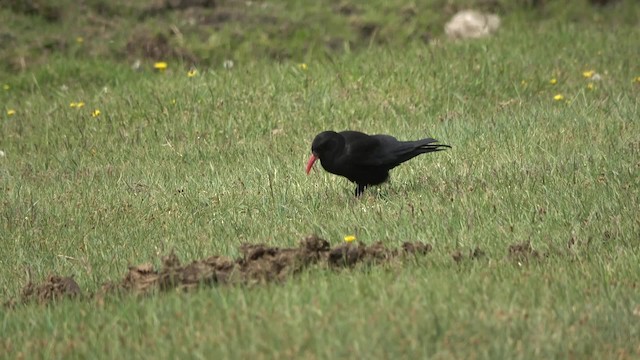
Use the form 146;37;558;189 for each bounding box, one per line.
1;0;640;358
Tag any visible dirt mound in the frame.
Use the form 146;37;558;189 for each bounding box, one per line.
328;241;431;267
508;242;540;261
451;247;485;263
6;236;432;307
124;30;197;63
4;275;81;308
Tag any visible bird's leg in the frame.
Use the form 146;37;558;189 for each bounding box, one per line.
355;184;366;197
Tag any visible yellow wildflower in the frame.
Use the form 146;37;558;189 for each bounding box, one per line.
70;101;85;108
3;84;9;91
344;235;356;243
549;78;557;85
520;80;527;86
187;69;197;77
91;109;101;118
553;94;564;101
154;62;168;71
7;109;16;116
171;99;177;105
76;36;84;44
582;70;595;78
634;76;640;83
587;83;594;90
298;63;308;70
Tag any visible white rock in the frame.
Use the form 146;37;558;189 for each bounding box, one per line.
445;10;500;39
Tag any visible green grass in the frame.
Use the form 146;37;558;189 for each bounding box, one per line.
1;0;640;358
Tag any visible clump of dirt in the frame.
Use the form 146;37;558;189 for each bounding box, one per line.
7;236;432;307
5;275;81;307
471;247;485;259
451;247;485;263
141;0;217;18
353;20;381;40
328;241;432;267
333;2;361;16
451;250;464;263
124;30;197;63
508;242;540;261
100;251;236;295
2;0;64;22
403;242;433;255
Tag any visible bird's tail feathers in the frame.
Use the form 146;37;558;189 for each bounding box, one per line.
416;139;451;154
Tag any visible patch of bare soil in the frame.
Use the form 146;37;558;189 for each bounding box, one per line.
4;275;81;308
451;247;485;263
124;30;197;63
1;0;64;22
5;236;432;308
508;242;540;261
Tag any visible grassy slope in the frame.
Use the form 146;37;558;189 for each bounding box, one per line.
1;1;640;358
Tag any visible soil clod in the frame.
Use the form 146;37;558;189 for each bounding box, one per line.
451;247;485;263
7;236;432;308
402;242;433;255
508;242;540;261
471;247;485;259
328;243;366;267
451;250;464;263
19;275;81;305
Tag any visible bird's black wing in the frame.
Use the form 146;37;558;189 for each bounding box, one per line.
338;131;384;163
357;134;448;167
339;131;448;168
366;134;420;167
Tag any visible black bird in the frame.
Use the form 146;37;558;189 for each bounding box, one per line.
306;130;451;196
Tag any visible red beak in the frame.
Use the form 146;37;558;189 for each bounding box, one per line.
306;154;318;174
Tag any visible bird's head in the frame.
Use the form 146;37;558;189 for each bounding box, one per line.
306;131;341;174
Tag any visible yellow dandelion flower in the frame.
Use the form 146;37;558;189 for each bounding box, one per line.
344;235;356;243
553;94;564;101
582;70;595;78
70;101;85;108
154;62;168;71
587;83;594;90
187;69;197;77
549;78;557;85
3;84;9;91
91;109;101;117
298;63;308;70
76;36;84;44
7;109;16;116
